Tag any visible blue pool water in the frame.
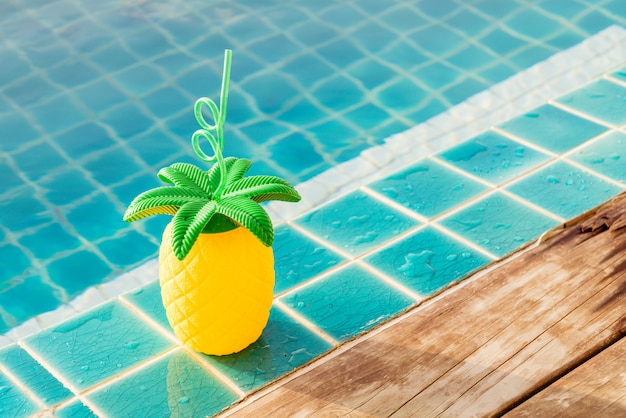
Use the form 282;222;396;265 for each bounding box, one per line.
1;0;625;334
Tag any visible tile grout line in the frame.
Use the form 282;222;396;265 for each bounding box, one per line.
272;300;339;347
549;100;617;129
353;259;424;302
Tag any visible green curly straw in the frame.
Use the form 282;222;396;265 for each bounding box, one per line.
123;49;301;260
191;49;232;197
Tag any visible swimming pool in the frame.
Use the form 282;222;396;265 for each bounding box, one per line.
1;0;625;342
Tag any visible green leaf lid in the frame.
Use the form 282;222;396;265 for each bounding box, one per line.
123;50;301;260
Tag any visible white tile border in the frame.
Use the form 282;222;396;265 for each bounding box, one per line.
2;25;626;349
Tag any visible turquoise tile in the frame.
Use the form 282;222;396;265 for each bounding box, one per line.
0;344;71;407
364;227;491;295
439;192;559;257
498;104;608;153
24;301;173;391
273;225;345;294
437;130;551;184
205;307;332;392
47;251;112;298
506;161;623;220
368;159;488;218
281;264;414;341
97;229;158;266
556;79;626;126
19;223;81;260
293;190;420;256
87;350;239;417
122;280;171;332
0;274;60;326
568;132;626;182
0;372;39;418
54;399;97;418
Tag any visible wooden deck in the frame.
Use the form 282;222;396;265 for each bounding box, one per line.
221;192;626;417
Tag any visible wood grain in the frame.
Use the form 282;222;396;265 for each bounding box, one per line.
506;337;626;417
224;193;626;418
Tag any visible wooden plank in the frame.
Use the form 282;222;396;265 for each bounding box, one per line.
223;193;626;418
506;337;626;417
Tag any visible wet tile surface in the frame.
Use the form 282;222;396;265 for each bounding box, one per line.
557;78;626;126
506;161;623;220
498;104;608;153
368;159;488;218
0;344;72;406
24;301;173;391
568;132;626;183
437;131;551;185
293;190;420;256
438;193;560;257
280;264;415;341
365;226;492;295
0;372;39;418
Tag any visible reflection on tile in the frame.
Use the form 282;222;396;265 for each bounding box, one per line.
54;399;97;418
568;132;626;182
506;161;623;220
365;227;491;295
293;191;420;256
205;307;332;392
0;344;71;406
273;225;346;294
122;280;171;332
439;193;559;257
281;264;414;342
557;78;626;125
0;372;39;418
24;301;173;391
437;130;551;184
369;159;488;218
498;104;608;153
87;349;239;417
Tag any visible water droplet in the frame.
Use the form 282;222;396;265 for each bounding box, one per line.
297;301;305;308
348;215;369;226
583;153;605;164
577;185;586;191
353;231;378;245
481;239;491;245
124;341;140;350
331;220;341;229
446;254;458;261
547;176;559;184
515;147;525;154
458;218;483;229
0;386;10;395
494;223;511;230
609;153;620;160
453;184;464;191
525;112;539;118
81;365;89;371
514;236;525;242
179;397;190;404
461;252;472;258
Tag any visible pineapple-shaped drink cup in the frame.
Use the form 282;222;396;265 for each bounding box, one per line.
123;50;301;355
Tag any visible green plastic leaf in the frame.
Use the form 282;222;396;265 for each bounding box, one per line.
158;163;212;195
171;201;217;260
123;187;206;222
221;175;301;203
224;158;252;185
216;196;274;246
